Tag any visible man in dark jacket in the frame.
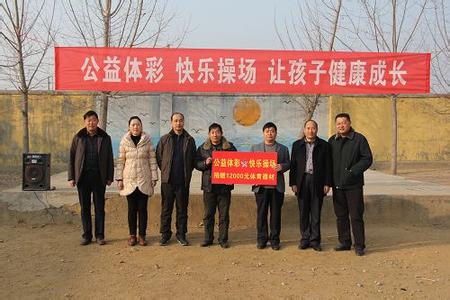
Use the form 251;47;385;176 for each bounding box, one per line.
328;113;373;256
156;112;196;246
68;110;114;246
289;120;332;252
251;122;290;251
195;123;237;248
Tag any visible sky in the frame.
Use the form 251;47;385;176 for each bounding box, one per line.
166;0;298;50
0;0;446;92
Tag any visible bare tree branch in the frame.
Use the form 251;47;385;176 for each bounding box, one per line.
0;0;57;152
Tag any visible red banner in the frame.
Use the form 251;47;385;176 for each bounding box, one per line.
55;47;430;94
211;151;277;185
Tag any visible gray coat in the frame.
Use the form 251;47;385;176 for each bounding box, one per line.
250;142;290;193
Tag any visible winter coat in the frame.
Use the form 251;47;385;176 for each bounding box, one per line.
195;137;237;193
115;131;158;196
156;129;196;187
68;127;114;186
328;128;373;190
289;137;332;196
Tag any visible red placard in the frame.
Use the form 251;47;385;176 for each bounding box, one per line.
211;151;277;185
55;47;430;94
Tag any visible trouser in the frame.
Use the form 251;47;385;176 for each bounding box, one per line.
160;183;189;239
126;188;149;237
332;187;365;249
298;173;324;246
77;170;106;240
203;190;231;243
255;188;284;245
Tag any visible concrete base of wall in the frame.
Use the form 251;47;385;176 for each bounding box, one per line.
2;194;449;228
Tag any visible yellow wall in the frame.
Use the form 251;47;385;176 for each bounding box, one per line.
1;93;448;167
329;95;450;161
0;93;95;166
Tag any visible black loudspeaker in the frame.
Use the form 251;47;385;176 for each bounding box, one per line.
22;153;51;191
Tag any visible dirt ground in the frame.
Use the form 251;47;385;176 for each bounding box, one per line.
1;161;449;299
1;219;449;299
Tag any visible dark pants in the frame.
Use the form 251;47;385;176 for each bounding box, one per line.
203;190;231;243
255;188;284;245
298;174;324;246
332;187;365;249
127;188;149;237
160;183;189;239
77;170;106;240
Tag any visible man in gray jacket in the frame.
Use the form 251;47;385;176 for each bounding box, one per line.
251;122;290;250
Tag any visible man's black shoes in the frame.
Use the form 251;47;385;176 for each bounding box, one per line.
177;236;190;246
256;243;267;249
219;241;229;249
80;238;91;246
334;244;351;251
312;244;322;252
271;243;280;251
159;236;170;246
355;248;365;256
200;240;213;247
298;242;310;250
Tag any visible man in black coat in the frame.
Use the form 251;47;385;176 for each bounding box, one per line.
68;110;114;246
328;113;373;256
156;112;196;246
289;120;332;251
195;123;237;248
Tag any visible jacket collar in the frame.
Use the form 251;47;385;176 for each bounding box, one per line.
335;127;355;140
122;131;150;147
303;137;318;145
202;136;231;150
77;127;107;138
299;137;321;147
169;129;191;138
262;141;280;151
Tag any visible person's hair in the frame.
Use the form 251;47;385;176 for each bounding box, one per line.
262;122;277;132
83;110;98;120
208;123;223;133
335;113;351;122
303;119;318;129
128;115;142;126
171;112;184;121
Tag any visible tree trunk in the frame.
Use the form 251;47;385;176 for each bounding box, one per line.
99;93;109;130
391;94;398;175
13;0;30;153
390;0;398;175
99;0;111;130
21;92;30;153
303;94;321;122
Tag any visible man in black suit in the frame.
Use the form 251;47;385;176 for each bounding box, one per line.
289;120;332;251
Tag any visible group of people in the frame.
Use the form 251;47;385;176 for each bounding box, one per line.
68;110;372;256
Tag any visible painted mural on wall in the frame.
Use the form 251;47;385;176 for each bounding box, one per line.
107;94;329;157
